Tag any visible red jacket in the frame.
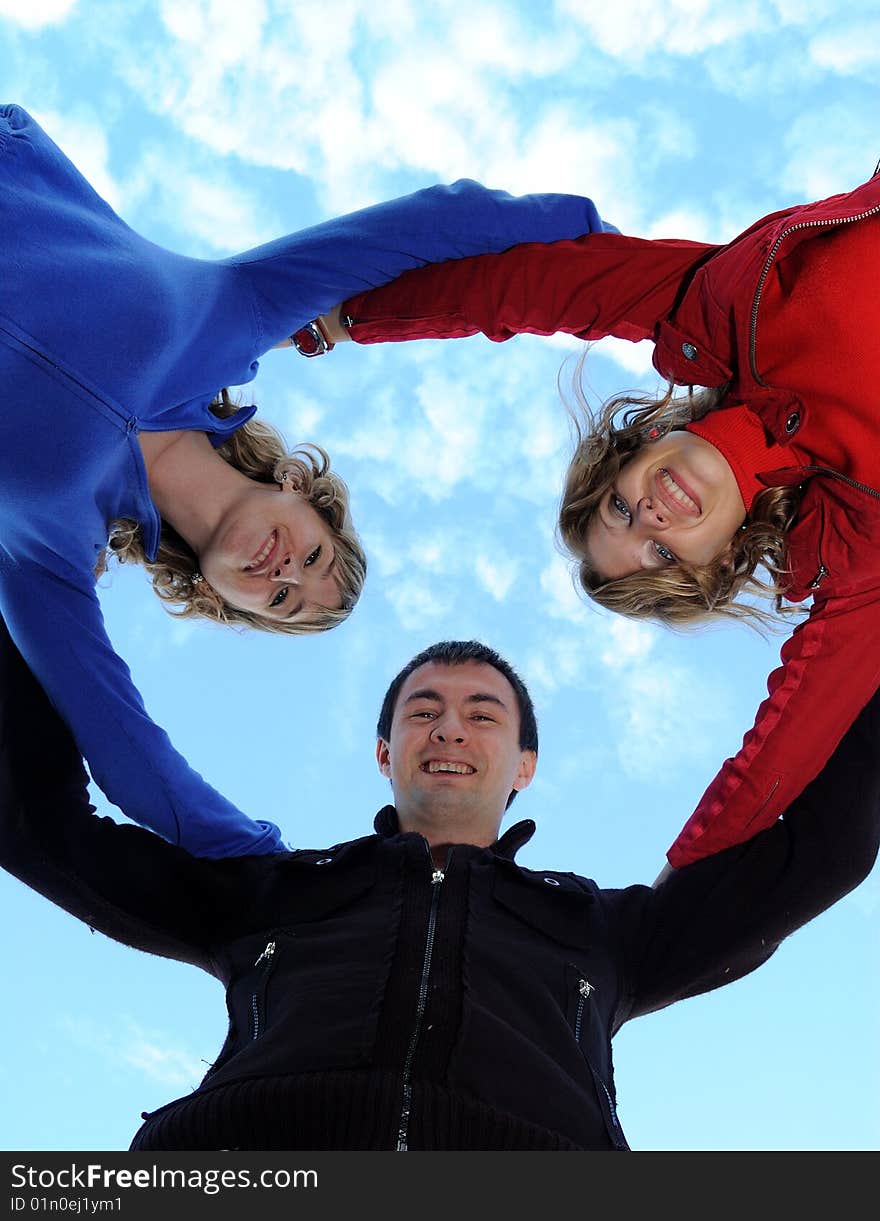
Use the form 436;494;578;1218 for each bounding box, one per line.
341;174;880;867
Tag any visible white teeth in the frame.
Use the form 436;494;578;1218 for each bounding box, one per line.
425;761;475;774
245;531;275;571
659;470;697;512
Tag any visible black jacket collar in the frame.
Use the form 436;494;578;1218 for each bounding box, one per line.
372;805;535;861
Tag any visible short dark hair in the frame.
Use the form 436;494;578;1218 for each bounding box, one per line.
376;640;539;754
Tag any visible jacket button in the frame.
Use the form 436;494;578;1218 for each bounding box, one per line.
784;411;800;434
543;877;560;886
681;341;698;360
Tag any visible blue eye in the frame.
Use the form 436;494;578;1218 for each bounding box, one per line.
304;546;321;567
610;492;631;522
270;587;288;609
654;542;677;564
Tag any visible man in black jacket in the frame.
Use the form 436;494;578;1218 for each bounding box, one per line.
1;625;878;1150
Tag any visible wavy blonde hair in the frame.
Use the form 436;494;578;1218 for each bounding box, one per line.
557;357;803;628
97;391;366;635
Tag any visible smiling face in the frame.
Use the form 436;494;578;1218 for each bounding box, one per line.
584;430;746;581
376;660;537;847
198;484;343;624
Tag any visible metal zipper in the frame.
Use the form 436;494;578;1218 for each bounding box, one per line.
574;976;595;1044
250;939;277;1041
571;974;626;1148
749;204;880;386
396;850;449;1152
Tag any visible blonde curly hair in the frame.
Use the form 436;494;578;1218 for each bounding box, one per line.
557;356;803;629
97;391;366;635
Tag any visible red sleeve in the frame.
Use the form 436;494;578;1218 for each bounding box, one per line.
667;584;880;867
342;233;719;347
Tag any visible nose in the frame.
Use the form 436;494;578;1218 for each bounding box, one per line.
270;552;301;583
637;497;669;530
429;715;467;745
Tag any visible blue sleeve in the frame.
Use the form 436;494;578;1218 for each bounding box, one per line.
0;564;286;858
228;179;618;350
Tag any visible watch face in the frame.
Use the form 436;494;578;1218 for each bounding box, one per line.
292;322;326;356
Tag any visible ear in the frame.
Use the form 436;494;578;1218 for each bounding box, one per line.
512;750;537;793
276;472;301;495
717;538;737;574
376;738;392;779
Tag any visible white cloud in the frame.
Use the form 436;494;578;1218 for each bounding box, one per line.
555;0;771;62
610;660;719;778
119;1023;207;1087
595;337;659;381
125;146;281;253
523;632;592;695
540;553;589;624
779;107;878;200
159;0;269;60
598;616;657;670
808;22;880;73
29;107;123;211
384;575;455;631
475;553;519;602
0;0;77;28
60;1015;205;1089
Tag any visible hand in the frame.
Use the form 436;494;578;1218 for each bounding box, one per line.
652;862;675;888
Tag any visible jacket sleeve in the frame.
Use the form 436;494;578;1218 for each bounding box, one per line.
0;562;285;859
341;233;719;346
667;582;880;867
0;615;268;969
612;675;880;1026
230;179;620;350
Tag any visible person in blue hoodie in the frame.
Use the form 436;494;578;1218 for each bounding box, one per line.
0;104;616;860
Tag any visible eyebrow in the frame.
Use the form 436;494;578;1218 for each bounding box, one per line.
402;688;509;712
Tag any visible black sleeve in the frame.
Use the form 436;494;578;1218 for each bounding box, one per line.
612;682;880;1029
0;616;268;971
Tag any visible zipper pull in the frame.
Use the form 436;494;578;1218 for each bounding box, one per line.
254;939;276;966
431;868;445;885
808;564;828;590
579;978;595;998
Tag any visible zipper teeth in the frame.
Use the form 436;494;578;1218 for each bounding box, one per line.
750;205;880;384
574;994;586;1044
801;464;880;502
396;855;447;1152
250;939;277;1041
0;324;136;429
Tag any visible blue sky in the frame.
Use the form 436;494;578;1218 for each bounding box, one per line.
1;0;878;1152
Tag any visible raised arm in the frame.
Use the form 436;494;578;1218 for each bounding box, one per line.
0;564;285;858
0;615;269;967
327;232;718;348
615;669;880;1026
231;179;620;351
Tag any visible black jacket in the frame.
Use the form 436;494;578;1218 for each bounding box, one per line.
1;620;878;1151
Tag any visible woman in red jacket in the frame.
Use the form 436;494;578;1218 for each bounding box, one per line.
304;168;880;872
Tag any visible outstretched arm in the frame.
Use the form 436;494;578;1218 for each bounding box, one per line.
0;614;268;967
0;564;285;858
232;179;620;351
666;580;880;869
616;672;880;1025
324;232;718;348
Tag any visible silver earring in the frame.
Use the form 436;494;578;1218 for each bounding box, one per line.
192;572;204;585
